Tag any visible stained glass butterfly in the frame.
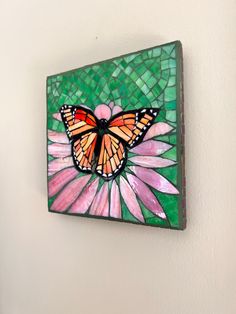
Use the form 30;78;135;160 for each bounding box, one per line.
60;105;160;180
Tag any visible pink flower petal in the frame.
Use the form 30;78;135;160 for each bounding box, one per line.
112;105;123;116
48;143;71;158
143;122;174;141
89;183;109;217
80;104;91;110
129;166;179;194
48;157;74;176
69;178;99;214
119;176;144;223
130;140;172;156
108;101;114;109
51;174;91;212
126;173;166;219
48;168;78;198
53;113;62;121
110;180;121;219
129;156;176;168
48;130;69;144
94;104;111;120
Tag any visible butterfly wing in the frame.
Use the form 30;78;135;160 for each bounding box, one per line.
60;105;99;173
60;105;98;140
96;133;126;179
72;131;98;172
108;108;160;148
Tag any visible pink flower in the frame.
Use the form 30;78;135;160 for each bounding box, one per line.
48;102;179;224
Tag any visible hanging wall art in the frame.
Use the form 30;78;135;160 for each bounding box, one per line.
47;40;186;229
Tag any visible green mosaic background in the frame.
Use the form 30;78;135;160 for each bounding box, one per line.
47;41;185;229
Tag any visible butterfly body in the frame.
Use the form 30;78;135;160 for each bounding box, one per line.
60;105;160;181
96;118;110;139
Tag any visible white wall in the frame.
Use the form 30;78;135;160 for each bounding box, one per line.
1;0;236;313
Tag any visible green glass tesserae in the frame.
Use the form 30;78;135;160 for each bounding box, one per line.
47;40;186;230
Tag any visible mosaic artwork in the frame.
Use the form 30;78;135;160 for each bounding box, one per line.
47;40;186;229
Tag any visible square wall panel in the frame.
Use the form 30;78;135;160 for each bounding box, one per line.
47;40;186;230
